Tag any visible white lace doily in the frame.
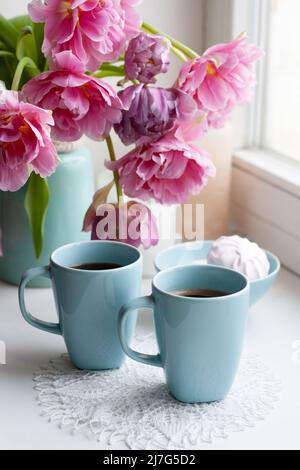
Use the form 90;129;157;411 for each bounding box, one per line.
34;334;281;450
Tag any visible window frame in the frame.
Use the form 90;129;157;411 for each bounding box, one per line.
246;0;270;148
203;0;300;275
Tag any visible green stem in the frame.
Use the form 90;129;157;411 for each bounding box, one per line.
170;46;188;62
100;64;125;73
11;56;40;91
93;70;125;79
106;135;123;203
93;64;125;79
142;22;199;60
142;23;188;61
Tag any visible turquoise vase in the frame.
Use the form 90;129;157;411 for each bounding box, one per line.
0;145;94;287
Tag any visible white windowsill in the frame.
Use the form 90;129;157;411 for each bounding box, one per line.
233;148;300;199
231;148;300;277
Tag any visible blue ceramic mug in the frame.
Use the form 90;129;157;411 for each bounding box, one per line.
119;265;250;404
19;241;143;370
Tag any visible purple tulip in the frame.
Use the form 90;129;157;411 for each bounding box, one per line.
125;32;171;84
115;84;198;146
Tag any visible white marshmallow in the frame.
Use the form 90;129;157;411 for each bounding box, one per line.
207;235;270;281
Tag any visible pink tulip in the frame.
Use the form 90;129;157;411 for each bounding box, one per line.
0;91;58;192
90;201;159;249
28;0;142;71
22;52;123;142
106;132;216;205
177;36;263;128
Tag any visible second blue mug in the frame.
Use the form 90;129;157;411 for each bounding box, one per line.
119;265;250;404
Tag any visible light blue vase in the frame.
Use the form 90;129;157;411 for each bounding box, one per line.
0;146;94;287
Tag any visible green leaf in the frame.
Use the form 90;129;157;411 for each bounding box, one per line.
10;15;33;30
11;56;40;91
25;173;49;259
11;16;46;71
16;25;38;63
0;51;14;59
0;61;12;88
0;41;17;89
0;41;8;50
32;22;44;51
0;15;19;50
32;22;46;71
0;54;18;89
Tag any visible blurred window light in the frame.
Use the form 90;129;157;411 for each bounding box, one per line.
264;0;300;161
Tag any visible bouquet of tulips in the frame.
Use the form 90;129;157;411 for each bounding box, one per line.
0;0;262;257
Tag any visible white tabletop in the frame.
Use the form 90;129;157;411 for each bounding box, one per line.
1;270;300;450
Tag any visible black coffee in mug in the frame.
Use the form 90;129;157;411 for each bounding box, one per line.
72;263;122;271
171;289;230;298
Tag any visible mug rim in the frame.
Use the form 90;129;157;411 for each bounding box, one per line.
152;264;250;302
50;240;142;273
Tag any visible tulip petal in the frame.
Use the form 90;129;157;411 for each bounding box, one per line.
31;141;58;178
0;161;30;192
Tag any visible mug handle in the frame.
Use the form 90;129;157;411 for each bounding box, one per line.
118;296;162;368
18;266;61;336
